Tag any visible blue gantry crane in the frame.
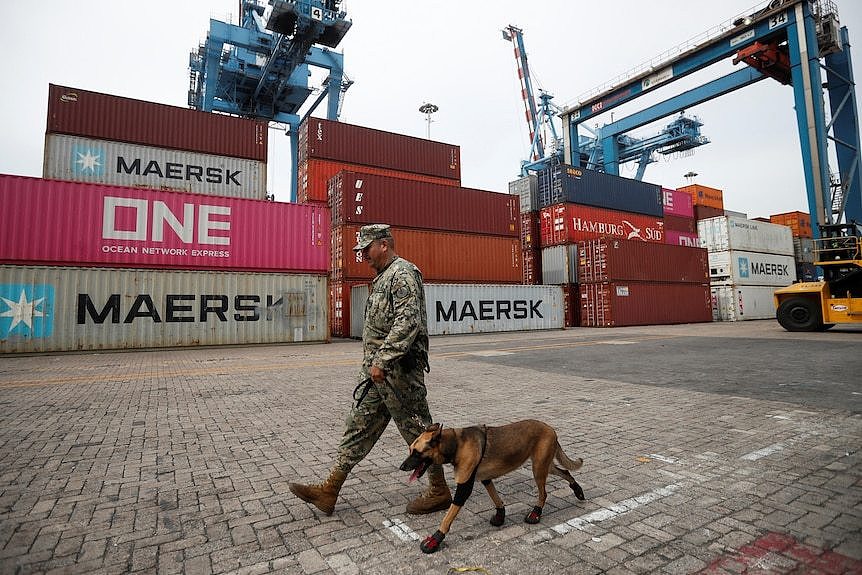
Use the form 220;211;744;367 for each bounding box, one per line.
189;0;352;202
560;0;861;234
502;25;710;179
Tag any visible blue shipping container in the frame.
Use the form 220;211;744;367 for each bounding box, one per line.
537;165;664;217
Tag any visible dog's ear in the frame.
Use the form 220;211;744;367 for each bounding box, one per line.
424;422;441;434
428;423;442;445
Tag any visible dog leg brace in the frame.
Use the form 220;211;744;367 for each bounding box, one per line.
524;506;543;524
420;530;445;554
452;481;474;507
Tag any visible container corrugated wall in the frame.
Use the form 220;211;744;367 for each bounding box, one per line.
332;226;522;283
0;175;329;273
577;239;709;283
665;230;700;247
538;165;663;216
43;134;267;199
710;285;778;321
662;188;694;218
698;216;794;255
298;117;461;181
708;250;797;286
46;84;268;162
350;284;564;336
676;184;724;209
509;175;538;213
579;282;712;327
0;266;327;353
541;245;578;284
330;171;518;236
540;204;665;246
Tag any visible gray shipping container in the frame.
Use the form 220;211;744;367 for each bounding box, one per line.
697;216;794;255
0;266;327;353
43;134;268;199
350;283;564;336
508;174;538;213
793;237;815;263
541;245;578;285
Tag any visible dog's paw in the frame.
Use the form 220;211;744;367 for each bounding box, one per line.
571;481;585;501
490;507;506;527
524;506;542;524
420;530;445;554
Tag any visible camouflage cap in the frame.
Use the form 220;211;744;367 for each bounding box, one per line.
353;224;393;251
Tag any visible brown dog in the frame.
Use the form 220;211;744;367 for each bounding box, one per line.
400;419;585;553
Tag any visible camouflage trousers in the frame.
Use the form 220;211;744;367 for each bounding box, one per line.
336;364;433;474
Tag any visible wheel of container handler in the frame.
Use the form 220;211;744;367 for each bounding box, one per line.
820;323;835;331
776;296;823;332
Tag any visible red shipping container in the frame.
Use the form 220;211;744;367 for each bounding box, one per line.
579;282;712;327
577;239;708;284
522;248;541;285
46;84;268;162
299;117;461;181
662;188;694;218
333;225;522;283
298;158;459;204
0;175;328;273
693;205;725;221
330;280;366;338
665;230;700;247
540;204;665;246
562;283;581;327
663;214;696;234
329;171;518;236
520;211;541;250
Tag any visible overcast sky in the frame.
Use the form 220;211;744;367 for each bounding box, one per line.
1;1;859;219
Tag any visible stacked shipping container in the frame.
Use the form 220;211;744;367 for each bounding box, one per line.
677;183;725;221
770;211;816;281
662;188;698;247
699;215;796;321
509;175;541;285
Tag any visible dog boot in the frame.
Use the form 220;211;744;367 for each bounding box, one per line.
289;469;348;515
406;464;452;514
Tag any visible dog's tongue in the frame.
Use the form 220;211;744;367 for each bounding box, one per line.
408;463;425;483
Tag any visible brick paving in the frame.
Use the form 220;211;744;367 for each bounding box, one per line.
0;322;860;574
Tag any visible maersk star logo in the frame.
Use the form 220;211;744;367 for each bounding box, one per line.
72;145;105;176
0;285;54;337
738;257;750;278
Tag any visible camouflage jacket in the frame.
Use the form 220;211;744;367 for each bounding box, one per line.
362;256;429;377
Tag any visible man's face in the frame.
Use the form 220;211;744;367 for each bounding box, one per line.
361;239;388;272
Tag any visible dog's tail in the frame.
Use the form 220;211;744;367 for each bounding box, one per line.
554;442;583;471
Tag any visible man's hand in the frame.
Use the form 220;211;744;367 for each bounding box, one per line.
370;365;386;383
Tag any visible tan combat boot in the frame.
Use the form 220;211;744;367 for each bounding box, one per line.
289;469;348;515
406;464;452;514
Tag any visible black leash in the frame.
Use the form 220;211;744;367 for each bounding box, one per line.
353;377;373;407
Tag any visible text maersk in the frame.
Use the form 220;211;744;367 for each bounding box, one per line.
77;294;288;324
751;262;790;276
117;157;242;185
436;299;544;322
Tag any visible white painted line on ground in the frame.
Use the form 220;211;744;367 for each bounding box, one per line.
383;518;419;542
648;453;679;464
740;442;787;461
549;483;681;536
596;340;638;345
465;350;514;357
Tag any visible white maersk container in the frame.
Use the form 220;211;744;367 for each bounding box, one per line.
711;285;778;321
350;284;564;336
0;266;326;353
698;216;794;256
541;244;578;285
708;250;797;286
43;134;268;199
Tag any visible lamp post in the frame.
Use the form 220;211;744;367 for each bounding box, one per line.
684;171;698;184
419;102;439;139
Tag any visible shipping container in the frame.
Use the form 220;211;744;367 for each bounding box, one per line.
723;210;748;219
329;171;518;236
770;210;813;238
537;165;663;216
577;239;709;284
509;174;539;213
298;158;459;204
663;214;697;234
44;134;267;199
676;184;724;209
541;245;578;285
350;284;564;336
298;117;461;180
0;175;329;273
708;250;797;286
561;283;581;327
662;188;694;218
579;281;712;327
330;279;366;338
540;204;665;246
711;284;778;321
665;230;700;247
332;225;522;283
522;248;541;285
520;212;540;250
693;205;725;221
0;265;327;353
46;84;267;162
698;216;794;255
793;237;815;263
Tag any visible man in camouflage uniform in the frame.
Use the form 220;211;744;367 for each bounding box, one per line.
289;224;452;516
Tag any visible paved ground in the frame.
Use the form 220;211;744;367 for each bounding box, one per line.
0;320;860;574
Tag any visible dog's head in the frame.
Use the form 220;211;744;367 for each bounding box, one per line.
400;422;444;482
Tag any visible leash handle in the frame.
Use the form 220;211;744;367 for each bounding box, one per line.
352;377;373;407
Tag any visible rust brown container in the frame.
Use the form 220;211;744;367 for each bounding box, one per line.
46;84;268;162
693;205;725;221
299;117;461;180
329;171;518;236
562;283;581;327
333;225;522;283
520;211;541;250
663;214;696;234
579;282;712;327
577;239;709;284
298;158;459;204
330;279;366;338
522;248;541;285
